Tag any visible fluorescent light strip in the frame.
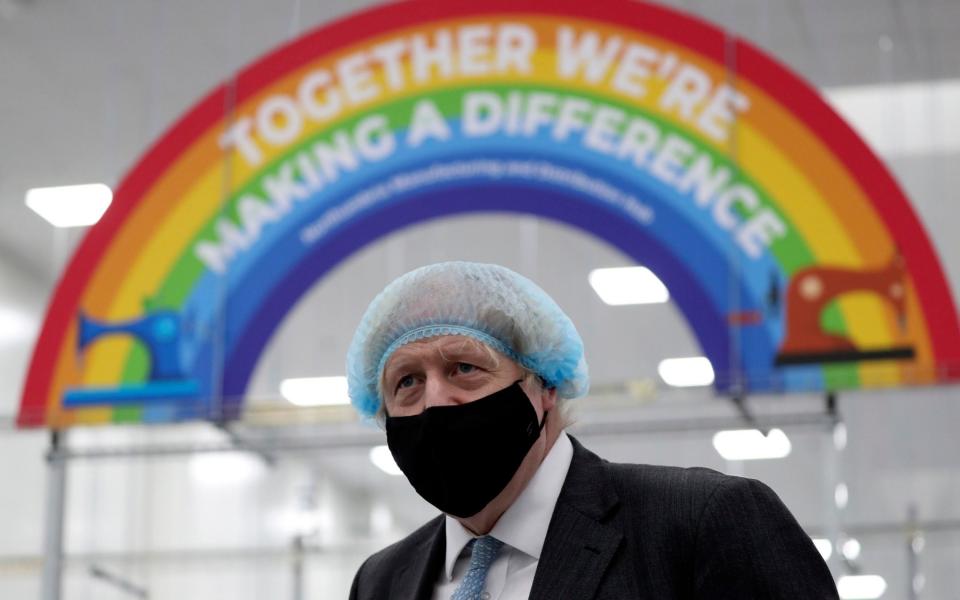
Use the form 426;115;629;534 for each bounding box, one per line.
588;266;669;306
713;428;792;461
835;482;849;509
188;452;265;486
280;376;350;407
369;445;403;476
838;575;887;600
658;356;714;387
811;538;833;561
25;183;112;227
824;78;960;158
0;306;36;345
842;538;861;561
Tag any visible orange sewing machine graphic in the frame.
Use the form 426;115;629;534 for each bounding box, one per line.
774;254;915;366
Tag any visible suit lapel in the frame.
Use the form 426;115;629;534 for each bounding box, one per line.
529;437;623;600
391;516;446;600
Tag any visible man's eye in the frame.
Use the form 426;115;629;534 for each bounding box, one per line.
456;363;477;374
396;375;415;390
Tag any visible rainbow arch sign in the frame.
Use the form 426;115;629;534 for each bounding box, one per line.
18;0;960;428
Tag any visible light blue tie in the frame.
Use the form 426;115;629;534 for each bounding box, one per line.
451;536;504;600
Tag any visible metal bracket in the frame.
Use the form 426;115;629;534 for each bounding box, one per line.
729;395;766;434
90;565;149;599
215;422;277;467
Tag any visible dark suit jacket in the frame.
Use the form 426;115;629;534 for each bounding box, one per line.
350;437;839;599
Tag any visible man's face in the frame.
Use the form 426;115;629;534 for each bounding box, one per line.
381;334;560;529
381;335;551;418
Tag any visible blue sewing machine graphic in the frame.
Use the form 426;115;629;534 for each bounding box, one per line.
64;310;202;409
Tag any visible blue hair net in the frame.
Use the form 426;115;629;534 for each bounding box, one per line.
346;261;590;418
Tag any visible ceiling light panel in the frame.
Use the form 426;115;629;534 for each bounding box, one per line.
588;266;669;305
280;376;350;406
713;428;792;461
25;183;112;227
657;356;714;387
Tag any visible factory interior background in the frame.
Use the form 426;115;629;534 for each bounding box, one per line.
1;0;959;598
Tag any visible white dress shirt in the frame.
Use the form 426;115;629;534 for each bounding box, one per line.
432;432;574;600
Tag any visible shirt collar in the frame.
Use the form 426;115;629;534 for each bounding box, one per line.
441;432;574;581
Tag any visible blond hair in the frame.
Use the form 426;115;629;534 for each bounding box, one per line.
375;336;574;428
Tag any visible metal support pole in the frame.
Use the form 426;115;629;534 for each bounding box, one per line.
292;535;304;600
41;431;67;600
907;505;923;600
725;459;745;477
90;565;149;598
729;395;763;433
821;393;843;577
825;392;837;421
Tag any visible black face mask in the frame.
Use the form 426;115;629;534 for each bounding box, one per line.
385;381;547;518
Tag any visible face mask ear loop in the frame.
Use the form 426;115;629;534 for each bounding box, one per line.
515;378;549;434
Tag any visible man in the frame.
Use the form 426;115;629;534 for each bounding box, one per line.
347;261;838;599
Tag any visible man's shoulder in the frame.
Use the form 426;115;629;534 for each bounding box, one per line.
604;458;781;504
590;449;789;526
565;446;838;598
570;438;761;523
568;442;797;552
604;459;730;499
570;437;730;503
